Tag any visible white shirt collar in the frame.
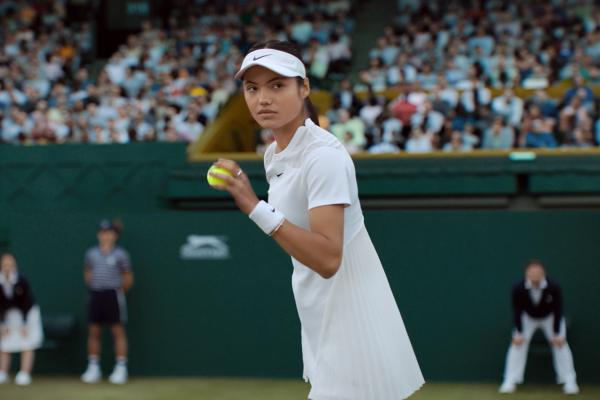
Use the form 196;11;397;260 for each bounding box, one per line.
273;118;312;157
525;278;547;290
0;271;18;285
0;271;18;298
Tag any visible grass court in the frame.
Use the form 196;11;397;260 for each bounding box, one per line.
1;378;598;400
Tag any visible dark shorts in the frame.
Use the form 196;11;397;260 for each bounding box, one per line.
88;289;127;325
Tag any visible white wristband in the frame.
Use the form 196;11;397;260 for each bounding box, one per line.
249;200;285;236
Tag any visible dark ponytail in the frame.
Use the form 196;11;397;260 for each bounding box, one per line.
304;96;320;127
247;40;320;127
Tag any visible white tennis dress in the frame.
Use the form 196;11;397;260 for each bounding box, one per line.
264;119;424;399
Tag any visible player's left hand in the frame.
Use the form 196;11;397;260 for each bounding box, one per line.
210;159;260;215
551;335;565;347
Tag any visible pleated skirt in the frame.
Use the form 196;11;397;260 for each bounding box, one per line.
0;305;44;353
308;226;424;400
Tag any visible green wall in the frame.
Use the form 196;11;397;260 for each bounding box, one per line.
1;144;600;383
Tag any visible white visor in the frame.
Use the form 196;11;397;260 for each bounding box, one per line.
235;48;306;80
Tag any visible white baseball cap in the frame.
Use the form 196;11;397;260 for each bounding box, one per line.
235;48;307;80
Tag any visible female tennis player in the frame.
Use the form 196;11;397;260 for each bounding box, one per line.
0;252;44;386
210;40;424;399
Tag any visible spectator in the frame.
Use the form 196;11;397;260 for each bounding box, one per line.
341;131;363;154
461;124;480;149
327;32;351;74
563;75;595;109
528;90;558;118
567;127;595;148
435;78;459;111
0;252;44;386
305;39;330;80
389;92;417;125
359;57;387;92
388;53;418;87
368;132;399;154
330;108;366;148
482;117;514;150
443;130;471;152
358;96;383;129
417;64;439;91
1;108;31;143
380;112;403;144
492;89;524;128
499;260;579;395
522;104;557;148
290;14;313;44
369;36;398;67
411;100;444;135
559;96;594;143
405;127;433;153
458;76;491;117
333;79;361;115
174;110;204;143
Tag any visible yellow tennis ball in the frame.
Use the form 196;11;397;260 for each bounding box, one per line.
207;165;233;187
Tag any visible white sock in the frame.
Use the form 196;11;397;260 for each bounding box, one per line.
116;357;127;367
88;355;99;366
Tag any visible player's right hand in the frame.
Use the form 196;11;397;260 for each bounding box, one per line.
211;159;260;215
512;335;525;346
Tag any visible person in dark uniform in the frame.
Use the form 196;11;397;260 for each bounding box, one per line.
499;260;579;395
81;220;133;384
0;252;43;386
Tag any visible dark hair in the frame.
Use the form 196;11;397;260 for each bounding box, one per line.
246;40;320;127
525;259;545;271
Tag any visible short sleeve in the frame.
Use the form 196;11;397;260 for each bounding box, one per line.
304;146;352;210
117;249;132;272
84;249;93;269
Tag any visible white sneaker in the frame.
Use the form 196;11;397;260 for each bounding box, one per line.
499;381;516;394
15;371;32;386
108;365;128;384
563;381;580;395
0;371;8;384
81;363;101;384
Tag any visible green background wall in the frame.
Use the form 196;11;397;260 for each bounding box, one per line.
1;144;599;383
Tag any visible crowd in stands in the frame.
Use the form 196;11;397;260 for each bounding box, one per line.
318;0;600;154
3;0;600;153
1;0;354;145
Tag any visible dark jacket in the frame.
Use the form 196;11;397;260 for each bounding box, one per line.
512;278;562;334
0;273;36;323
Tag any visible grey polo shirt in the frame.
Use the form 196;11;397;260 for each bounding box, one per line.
85;246;132;290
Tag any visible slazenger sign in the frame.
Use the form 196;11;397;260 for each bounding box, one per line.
180;235;230;260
